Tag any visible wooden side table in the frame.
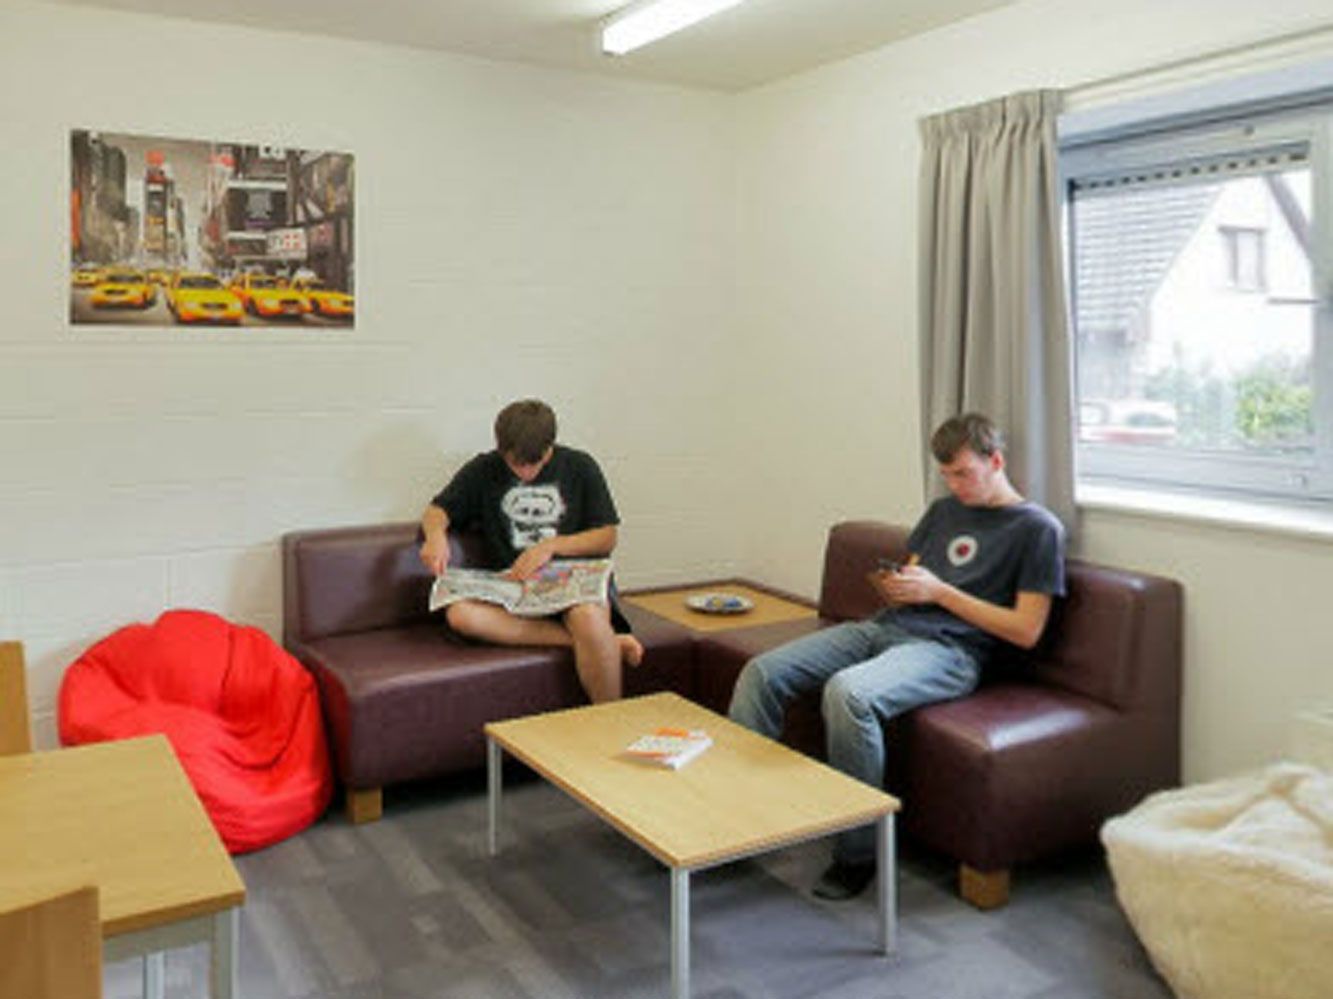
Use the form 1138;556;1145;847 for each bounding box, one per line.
623;581;817;633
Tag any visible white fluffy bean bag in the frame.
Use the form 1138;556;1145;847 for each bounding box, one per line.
1102;763;1333;999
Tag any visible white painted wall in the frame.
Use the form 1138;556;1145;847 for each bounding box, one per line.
5;0;1332;782
734;0;1333;781
0;1;739;746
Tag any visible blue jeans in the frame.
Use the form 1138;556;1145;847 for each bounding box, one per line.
728;615;980;863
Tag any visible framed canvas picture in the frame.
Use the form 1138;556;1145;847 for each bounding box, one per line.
70;130;354;329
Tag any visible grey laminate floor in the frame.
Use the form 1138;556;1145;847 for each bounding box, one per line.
107;774;1172;999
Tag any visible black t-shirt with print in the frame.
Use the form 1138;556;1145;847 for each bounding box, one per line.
887;496;1066;661
431;445;620;572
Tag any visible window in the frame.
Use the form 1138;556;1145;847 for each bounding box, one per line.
1063;103;1333;502
1219;225;1267;291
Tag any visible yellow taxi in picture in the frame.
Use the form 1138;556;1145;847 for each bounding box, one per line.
230;273;308;319
71;264;103;287
166;272;244;325
90;268;156;308
288;276;354;320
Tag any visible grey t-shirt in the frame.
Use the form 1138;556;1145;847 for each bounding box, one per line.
886;496;1066;661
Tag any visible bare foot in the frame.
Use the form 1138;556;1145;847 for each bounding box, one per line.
619;634;645;667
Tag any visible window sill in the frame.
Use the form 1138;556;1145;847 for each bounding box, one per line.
1078;481;1333;543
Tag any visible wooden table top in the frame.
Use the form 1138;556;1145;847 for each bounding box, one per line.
0;735;246;937
486;693;898;870
622;582;818;633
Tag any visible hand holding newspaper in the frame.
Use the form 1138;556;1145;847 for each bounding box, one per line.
428;558;612;617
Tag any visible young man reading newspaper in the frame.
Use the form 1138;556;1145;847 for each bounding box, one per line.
419;399;642;703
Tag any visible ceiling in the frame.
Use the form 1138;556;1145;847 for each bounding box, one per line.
38;0;1016;91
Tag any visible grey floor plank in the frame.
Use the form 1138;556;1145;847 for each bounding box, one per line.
104;776;1171;999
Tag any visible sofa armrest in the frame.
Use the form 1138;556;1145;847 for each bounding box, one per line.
1030;561;1183;713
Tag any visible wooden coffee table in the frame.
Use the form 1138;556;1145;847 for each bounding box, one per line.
622;582;817;633
0;735;246;998
485;693;899;999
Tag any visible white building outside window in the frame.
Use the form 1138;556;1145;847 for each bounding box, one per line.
1062;104;1333;503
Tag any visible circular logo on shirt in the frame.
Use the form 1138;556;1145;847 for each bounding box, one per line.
947;534;979;567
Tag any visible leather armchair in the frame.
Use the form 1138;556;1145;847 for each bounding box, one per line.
693;520;1183;908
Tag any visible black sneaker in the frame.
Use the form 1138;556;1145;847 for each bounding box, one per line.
812;860;875;901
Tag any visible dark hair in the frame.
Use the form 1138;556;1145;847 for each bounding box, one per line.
494;399;557;463
930;413;1005;463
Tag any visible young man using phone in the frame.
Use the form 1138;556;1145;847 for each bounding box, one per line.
728;414;1066;900
419;399;642;704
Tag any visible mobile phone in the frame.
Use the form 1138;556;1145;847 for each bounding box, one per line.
876;556;902;573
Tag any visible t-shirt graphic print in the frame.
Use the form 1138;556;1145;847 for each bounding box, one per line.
501;484;567;549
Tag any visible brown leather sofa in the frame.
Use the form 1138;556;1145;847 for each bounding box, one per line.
690;520;1184;908
281;523;697;823
283;519;1182;910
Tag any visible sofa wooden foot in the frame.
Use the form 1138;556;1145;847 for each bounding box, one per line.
346;787;383;824
959;864;1010;909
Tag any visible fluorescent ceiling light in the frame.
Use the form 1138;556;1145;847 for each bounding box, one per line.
601;0;748;56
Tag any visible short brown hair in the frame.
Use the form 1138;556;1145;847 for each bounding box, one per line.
494;399;557;463
930;413;1005;463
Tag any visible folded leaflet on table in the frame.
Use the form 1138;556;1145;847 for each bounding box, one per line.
624;727;712;769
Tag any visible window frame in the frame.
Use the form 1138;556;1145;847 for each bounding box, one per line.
1061;105;1333;503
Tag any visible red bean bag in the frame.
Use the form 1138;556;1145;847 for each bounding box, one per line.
59;609;332;853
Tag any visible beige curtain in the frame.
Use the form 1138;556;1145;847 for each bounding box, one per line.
918;90;1075;530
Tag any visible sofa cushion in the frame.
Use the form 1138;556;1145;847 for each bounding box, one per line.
301;609;696;790
298;625;581;788
889;683;1129;869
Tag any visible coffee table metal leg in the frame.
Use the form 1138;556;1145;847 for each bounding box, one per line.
487;737;502;856
209;907;239;998
876;813;897;955
143;952;165;999
671;867;690;999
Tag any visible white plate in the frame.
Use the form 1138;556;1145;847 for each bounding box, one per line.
685;592;755;615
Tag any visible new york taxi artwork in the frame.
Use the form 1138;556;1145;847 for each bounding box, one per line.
228;273;308;319
89;268;156;309
165;272;244;325
288;276;355;319
70;129;354;329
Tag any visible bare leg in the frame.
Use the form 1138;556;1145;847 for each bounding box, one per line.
564;603;623;702
446;600;573;648
446;600;643;702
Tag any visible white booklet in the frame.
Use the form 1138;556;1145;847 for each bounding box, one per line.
428;558;612;617
624;728;713;770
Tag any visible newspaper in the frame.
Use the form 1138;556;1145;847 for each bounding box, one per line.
428;558;612;617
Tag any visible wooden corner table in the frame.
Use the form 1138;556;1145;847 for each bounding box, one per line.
0;735;246;998
622;580;818;633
